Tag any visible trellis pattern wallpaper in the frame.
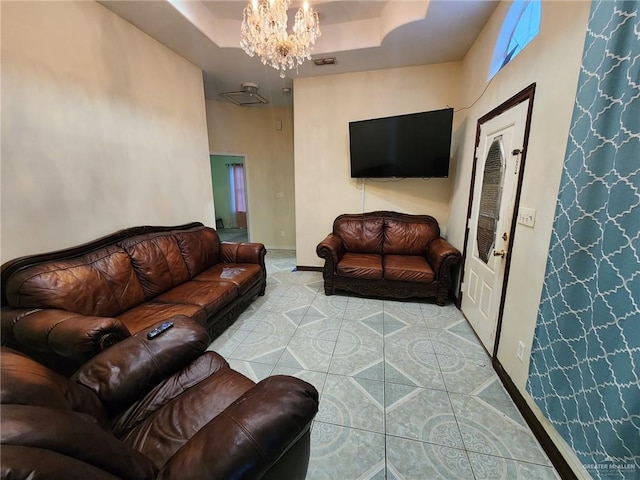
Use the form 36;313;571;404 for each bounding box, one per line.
526;1;639;479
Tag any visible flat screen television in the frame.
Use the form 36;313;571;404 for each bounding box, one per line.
349;108;453;178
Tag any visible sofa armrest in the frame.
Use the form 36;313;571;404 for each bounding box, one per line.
3;308;130;364
158;375;319;480
426;237;462;279
316;233;345;269
220;241;266;265
72;316;210;415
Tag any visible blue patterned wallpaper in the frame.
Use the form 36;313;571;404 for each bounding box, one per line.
526;1;639;479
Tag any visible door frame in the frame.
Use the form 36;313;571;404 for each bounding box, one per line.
209;151;251;242
457;83;536;358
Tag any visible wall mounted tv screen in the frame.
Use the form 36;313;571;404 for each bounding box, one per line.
349;108;453;178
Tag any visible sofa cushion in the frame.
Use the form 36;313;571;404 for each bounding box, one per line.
194;264;262;296
172;226;221;278
119;353;255;468
155;280;238;316
0;348;106;422
5;246;146;317
118;233;191;300
111;352;230;438
336;253;383;280
1;404;158;480
383;218;440;256
333;217;384;254
383;255;435;283
116;302;207;334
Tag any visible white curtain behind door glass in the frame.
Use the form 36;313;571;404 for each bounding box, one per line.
228;164;247;228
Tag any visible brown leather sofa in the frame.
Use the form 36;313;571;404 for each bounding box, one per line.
0;316;319;480
316;211;461;305
1;222;266;375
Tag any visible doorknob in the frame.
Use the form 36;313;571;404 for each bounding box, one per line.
493;249;507;258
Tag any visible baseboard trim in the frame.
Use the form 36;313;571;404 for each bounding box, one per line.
492;359;578;480
295;266;322;272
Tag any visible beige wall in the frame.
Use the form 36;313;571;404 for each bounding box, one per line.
206;101;296;250
293;63;462;267
1;1;213;263
451;0;590;389
449;1;591;475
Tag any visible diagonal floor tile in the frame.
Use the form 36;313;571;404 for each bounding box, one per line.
228;331;289;364
438;354;506;398
226;359;274;382
317;374;385;433
276;335;335;372
383;312;412;335
329;341;385;381
430;328;489;360
293;316;342;342
310;294;349;318
449;393;552;466
343;297;384;320
308;422;386;480
207;327;249;357
384;300;427;326
387;435;474;480
386;385;464;449
208;250;560;480
384;324;434;350
252;312;299;338
467;452;561;480
337;318;384;347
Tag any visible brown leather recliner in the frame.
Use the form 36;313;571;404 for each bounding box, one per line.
0;316;319;480
316;211;461;305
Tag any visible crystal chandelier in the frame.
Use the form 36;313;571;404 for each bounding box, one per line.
240;0;321;78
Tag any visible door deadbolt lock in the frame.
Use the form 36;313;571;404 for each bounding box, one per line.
493;249;507;258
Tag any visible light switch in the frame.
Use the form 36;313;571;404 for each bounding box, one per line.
276;192;284;198
518;207;536;227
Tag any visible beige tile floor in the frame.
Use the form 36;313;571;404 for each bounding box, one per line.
208;249;560;480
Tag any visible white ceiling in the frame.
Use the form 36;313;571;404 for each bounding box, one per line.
99;0;499;107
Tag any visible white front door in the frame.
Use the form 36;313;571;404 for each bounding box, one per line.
461;100;529;352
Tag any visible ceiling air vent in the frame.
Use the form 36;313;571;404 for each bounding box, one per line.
313;57;337;66
220;82;268;106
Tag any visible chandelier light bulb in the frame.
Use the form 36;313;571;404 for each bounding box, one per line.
240;0;321;78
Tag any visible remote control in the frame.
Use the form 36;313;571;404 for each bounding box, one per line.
147;321;174;339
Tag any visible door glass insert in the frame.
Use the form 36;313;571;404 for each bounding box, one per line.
477;136;506;263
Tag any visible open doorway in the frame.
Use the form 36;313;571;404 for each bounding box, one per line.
209;154;249;243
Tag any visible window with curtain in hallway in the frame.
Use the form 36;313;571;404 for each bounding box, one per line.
228;163;247;228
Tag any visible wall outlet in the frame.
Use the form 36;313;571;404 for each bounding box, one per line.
517;341;526;362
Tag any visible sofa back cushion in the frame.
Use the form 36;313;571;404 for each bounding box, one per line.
118;233;191;300
332;212;441;256
333;216;384;254
172;226;221;278
5;246;146;317
383;217;440;255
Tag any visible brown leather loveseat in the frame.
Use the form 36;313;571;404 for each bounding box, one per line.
1;222;266;374
0;316;319;479
316;211;461;305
